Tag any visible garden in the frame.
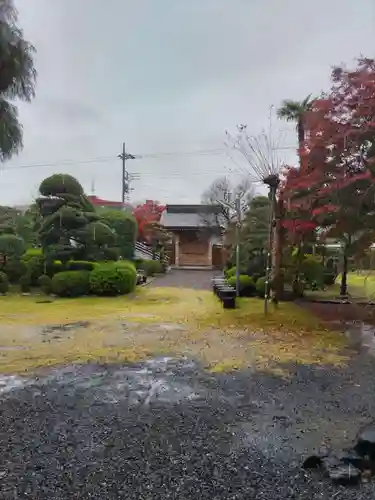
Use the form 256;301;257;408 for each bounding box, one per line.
0;173;166;300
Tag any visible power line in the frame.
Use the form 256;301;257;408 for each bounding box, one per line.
0;156;115;171
0;145;297;172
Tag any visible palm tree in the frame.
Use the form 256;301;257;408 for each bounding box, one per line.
277;95;315;293
0;1;37;161
277;95;314;155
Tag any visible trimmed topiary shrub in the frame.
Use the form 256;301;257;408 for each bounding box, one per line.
133;258;144;269
323;271;337;286
38;274;52;295
301;255;324;289
225;267;237;279
113;260;136;271
255;277;267;298
227;275;256;297
46;260;65;277
22;250;45;285
0;271;9;294
3;258;27;283
22;248;43;259
66;260;96;272
142;260;163;277
89;264;137;296
52;271;91;297
19;273;31;293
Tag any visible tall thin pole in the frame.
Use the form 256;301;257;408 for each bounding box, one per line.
264;187;275;315
121;142;127;203
118;142;136;203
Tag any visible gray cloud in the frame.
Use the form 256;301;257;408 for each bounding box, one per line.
0;0;374;206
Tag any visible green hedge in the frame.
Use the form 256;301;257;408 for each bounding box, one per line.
227;275;256;297
38;274;52;294
22;248;43;259
89;263;137;296
21;250;67;284
323;271;337;286
0;271;9;294
45;260;64;278
66;260;96;271
52;271;91;297
112;260;136;271
22;251;45;286
19;273;31;293
133;258;144;269
225;267;235;279
140;260;164;277
3;258;27;283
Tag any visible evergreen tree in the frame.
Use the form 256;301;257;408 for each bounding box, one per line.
37;174;115;263
0;0;36;161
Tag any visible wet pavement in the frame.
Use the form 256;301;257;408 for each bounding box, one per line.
150;269;217;290
2;356;375;498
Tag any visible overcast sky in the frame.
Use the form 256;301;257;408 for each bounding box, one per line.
0;0;374;206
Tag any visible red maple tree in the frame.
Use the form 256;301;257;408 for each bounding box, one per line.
281;57;375;293
133;200;166;243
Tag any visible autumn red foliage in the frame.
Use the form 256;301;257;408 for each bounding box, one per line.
281;57;375;245
133;200;165;242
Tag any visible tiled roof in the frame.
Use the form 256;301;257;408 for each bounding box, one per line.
160;204;225;228
87;195;132;209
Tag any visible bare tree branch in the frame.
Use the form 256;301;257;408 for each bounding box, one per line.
201;175;254;222
225;120;286;184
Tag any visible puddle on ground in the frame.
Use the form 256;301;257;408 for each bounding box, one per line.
155;323;188;331
42;321;90;334
0;375;28;394
0;345;26;351
126;313;155;319
344;321;375;355
38;357;205;407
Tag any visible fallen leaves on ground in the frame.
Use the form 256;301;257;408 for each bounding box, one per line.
0;287;348;374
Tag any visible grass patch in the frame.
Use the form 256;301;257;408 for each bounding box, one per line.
304;273;373;301
346;273;375;300
0;287;348;375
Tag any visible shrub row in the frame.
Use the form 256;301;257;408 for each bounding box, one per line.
226;274;266;298
0;250;137;298
3;248;167;289
3;249;99;285
133;258;165;277
225;259;337;298
49;261;137;297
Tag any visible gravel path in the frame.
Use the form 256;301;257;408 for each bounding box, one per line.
150;269;216;290
2;355;375;498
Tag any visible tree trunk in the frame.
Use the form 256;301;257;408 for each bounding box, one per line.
297;120;305;155
340;251;348;297
271;198;285;304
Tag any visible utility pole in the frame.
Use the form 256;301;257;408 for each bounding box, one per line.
118;142;136;203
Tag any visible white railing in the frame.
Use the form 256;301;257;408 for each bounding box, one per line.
135;242;154;260
134;241;170;264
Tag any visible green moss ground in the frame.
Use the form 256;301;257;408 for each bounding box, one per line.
0;287;347;375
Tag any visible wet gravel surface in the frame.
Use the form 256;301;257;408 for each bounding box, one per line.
2;356;375;499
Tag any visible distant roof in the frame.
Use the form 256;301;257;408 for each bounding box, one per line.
160;204;225;229
88;195;132;210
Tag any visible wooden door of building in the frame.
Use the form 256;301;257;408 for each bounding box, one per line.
212;245;223;268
